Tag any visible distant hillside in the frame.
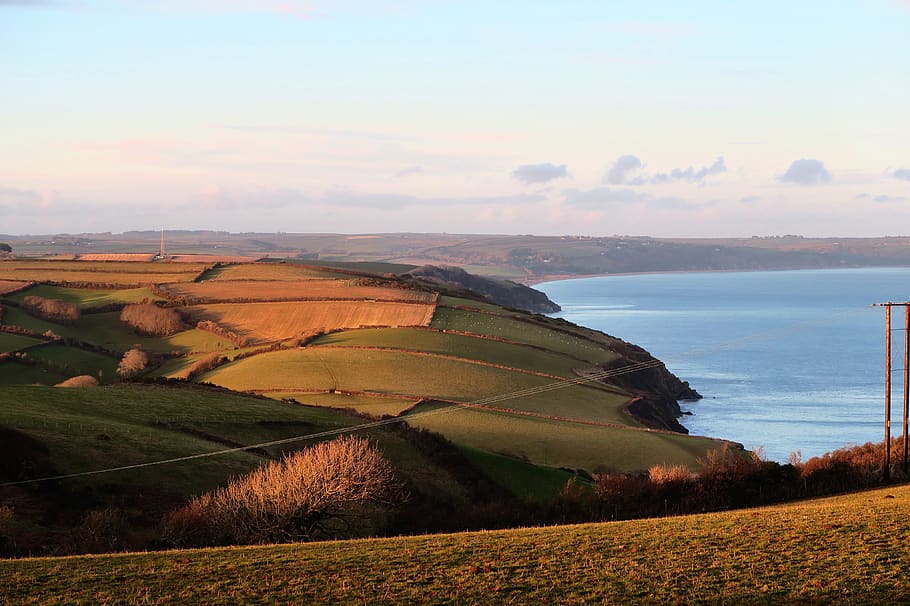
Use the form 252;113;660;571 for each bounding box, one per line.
402;264;560;313
6;232;910;279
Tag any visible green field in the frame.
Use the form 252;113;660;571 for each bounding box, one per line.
0;306;234;355
431;307;618;364
263;391;419;417
5;483;910;604
199;348;635;427
0;331;43;353
313;327;594;378
0;361;67;386
8;284;163;309
22;344;119;383
405;401;719;473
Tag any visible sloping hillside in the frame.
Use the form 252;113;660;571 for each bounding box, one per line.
4;483;909;604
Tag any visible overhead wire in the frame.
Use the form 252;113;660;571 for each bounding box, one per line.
0;304;875;488
0;358;664;487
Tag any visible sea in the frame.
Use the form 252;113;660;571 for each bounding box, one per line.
537;267;910;462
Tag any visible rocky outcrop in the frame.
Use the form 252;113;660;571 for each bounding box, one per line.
598;338;700;433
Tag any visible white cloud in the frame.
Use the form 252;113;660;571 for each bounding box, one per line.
892;168;910;182
779;159;832;186
512;163;569;185
604;155;643;185
604;154;726;186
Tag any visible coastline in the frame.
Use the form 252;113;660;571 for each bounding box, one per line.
524;264;910;287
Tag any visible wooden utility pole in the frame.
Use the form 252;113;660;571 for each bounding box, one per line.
874;302;910;482
904;306;909;474
885;304;891;482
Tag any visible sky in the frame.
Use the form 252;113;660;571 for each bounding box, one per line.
1;0;909;237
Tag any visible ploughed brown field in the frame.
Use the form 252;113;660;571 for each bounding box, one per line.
0;280;31;295
184;300;437;343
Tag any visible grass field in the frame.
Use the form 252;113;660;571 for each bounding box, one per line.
431;307;618;364
8;284;163;309
438;295;514;314
185;301;435;343
405;401;719;473
263;391;419;417
158;279;435;303
0;361;68;386
5;483;910;604
203;263;351;281
0;331;43;353
22;344;120;383
0;384;364;494
0;307;233;355
199;348;635;426
313;328;594;378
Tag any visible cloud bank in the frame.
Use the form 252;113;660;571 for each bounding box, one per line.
893;168;910;182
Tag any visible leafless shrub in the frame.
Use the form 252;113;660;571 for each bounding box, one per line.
21;295;80;324
648;463;694;485
163;435;401;546
117;347;148;378
120;303;184;336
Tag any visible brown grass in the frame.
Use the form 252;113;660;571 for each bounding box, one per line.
55;375;100;388
77;254;156;262
184;301;436;343
168;255;258;263
158;280;435;303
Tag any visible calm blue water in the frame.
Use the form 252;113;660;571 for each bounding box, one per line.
538;268;910;461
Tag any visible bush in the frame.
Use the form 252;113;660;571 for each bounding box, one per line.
21;295;80;324
120;303;184;336
163;436;401;546
117;347;148;378
55;375;100;388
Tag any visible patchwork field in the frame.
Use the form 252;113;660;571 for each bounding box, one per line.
185;301;436;343
158;279;436;303
431;306;620;364
313;327;597;378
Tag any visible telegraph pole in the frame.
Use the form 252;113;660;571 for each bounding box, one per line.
885;304;891;482
904;306;909;474
874;302;910;482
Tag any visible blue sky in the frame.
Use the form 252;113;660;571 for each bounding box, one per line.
1;0;908;236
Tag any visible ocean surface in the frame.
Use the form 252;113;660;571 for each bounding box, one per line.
538;268;910;462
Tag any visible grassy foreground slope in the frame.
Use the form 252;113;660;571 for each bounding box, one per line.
5;483;910;605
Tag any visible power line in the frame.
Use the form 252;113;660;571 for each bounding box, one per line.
1;304;866;488
0;359;663;487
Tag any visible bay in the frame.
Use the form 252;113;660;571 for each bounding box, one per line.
537;268;910;462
